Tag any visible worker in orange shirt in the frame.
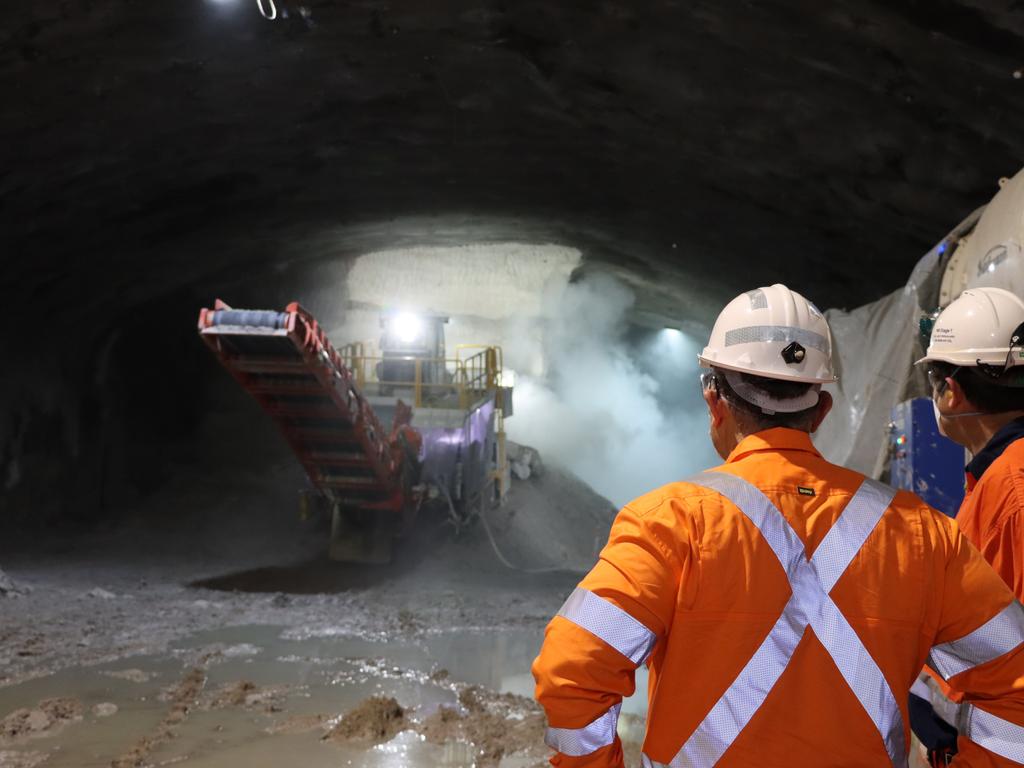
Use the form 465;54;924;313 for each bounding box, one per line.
910;287;1024;766
532;284;1024;768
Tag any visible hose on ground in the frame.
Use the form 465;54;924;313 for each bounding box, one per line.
433;476;584;575
478;502;585;575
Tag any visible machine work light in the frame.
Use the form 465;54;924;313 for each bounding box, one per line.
392;312;424;344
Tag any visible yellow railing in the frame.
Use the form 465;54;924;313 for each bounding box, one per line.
339;345;503;410
339;343;366;388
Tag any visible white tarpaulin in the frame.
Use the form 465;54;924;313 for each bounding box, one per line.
814;212;983;477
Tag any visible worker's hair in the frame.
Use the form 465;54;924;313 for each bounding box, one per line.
712;368;819;432
929;361;1024;414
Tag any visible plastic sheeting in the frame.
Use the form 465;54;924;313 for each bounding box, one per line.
814;210;983;477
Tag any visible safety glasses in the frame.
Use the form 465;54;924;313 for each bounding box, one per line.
926;366;959;394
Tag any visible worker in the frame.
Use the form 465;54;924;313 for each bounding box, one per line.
910;287;1024;766
532;283;1024;767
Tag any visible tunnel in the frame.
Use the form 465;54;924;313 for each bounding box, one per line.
3;1;1024;766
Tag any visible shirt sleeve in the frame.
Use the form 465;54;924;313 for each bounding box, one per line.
925;513;1024;767
532;497;695;767
980;508;1024;602
967;464;1024;602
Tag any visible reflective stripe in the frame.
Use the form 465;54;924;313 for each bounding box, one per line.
929;601;1024;680
809;478;904;764
655;471;906;767
811;478;894;593
745;289;768;310
723;325;829;353
545;703;621;757
910;676;931;700
557;588;657;666
667;471;810;767
962;704;1024;763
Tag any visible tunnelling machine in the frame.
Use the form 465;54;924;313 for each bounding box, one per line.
197;301;512;562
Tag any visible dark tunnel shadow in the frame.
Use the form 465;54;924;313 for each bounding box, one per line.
189;507;585;595
190;556;411;594
190;509;449;594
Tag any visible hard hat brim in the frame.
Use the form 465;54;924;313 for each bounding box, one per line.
698;355;838;385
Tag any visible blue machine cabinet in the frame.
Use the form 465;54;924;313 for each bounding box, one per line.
889;398;966;517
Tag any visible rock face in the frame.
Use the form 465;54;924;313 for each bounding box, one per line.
4;1;1024;315
2;1;1024;526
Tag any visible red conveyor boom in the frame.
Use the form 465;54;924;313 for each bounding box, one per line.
197;300;409;513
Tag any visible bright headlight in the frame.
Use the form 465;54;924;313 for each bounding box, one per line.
392;312;423;344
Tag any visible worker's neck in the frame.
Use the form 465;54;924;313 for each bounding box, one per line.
958;411;1024;457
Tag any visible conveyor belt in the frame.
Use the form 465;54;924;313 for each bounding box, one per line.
197;299;412;514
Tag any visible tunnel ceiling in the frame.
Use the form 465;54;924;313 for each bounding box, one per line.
4;0;1024;326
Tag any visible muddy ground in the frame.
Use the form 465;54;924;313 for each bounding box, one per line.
0;459;629;767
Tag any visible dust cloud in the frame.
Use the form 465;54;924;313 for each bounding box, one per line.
505;274;720;508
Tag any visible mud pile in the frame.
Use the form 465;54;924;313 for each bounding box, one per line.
420;685;546;766
318;682;549;765
322;696;408;744
111;661;209;768
0;569;26;597
0;698;83;744
473;446;617;573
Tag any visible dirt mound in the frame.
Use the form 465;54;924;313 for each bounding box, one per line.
0;569;24;597
0;697;83;744
323;696;408;744
420;685;546;766
210;680;258;708
111;662;209;768
473;456;617;573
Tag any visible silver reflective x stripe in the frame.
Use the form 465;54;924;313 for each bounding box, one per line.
723;325;828;353
545;703;622;757
650;471;905;768
961;704;1024;764
929;600;1024;680
548;589;656;756
557;587;658;666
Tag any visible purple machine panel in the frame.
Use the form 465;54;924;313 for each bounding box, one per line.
419;398;496;510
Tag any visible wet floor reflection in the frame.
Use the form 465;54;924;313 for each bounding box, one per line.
0;624;650;767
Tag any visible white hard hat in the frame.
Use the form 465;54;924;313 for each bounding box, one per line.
699;284;836;384
918;287;1024;368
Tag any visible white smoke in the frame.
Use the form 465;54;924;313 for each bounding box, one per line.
505;274;720;507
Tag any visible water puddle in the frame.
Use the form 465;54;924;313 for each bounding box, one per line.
0;625;649;767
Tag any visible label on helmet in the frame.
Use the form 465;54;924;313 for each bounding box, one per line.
931;326;955;344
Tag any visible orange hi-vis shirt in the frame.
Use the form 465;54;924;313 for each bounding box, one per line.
926;420;1024;713
958;423;1024;600
533;428;1024;768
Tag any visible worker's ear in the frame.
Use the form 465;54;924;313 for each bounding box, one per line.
944;377;968;410
703;385;728;427
809;390;833;433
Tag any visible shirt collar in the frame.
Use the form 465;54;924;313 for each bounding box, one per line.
965;415;1024;481
726;428;823;464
